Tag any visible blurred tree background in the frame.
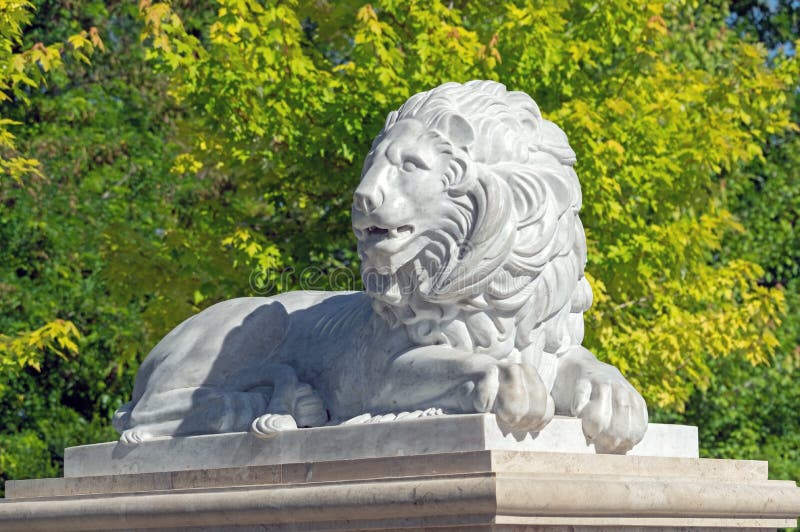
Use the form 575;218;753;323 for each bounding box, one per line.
1;0;798;490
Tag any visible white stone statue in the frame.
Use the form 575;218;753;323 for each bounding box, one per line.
113;80;648;453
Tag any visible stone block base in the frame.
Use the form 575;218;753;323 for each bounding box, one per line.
61;414;699;477
2;416;798;530
3;448;799;530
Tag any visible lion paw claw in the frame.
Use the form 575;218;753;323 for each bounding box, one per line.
251;413;298;439
119;429;153;446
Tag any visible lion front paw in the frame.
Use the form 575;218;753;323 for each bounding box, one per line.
553;351;648;454
471;363;554;433
250;413;298;439
574;373;648;454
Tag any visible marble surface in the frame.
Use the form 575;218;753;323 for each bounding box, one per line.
66;414;695;477
114;80;647;454
9;449;763;500
4;448;799;530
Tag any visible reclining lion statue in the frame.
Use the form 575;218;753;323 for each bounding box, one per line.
114;80;648;454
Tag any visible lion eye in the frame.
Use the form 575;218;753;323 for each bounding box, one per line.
401;156;428;172
401;160;418;172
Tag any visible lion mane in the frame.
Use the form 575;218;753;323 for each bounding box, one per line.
360;80;592;390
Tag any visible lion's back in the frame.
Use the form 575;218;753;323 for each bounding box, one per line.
130;292;367;402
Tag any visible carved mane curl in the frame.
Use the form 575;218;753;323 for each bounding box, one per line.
361;80;592;388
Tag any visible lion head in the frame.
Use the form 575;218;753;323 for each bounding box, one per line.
352;80;592;387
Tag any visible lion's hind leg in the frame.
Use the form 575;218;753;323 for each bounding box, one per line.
119;366;330;443
112;401;134;433
250;367;329;439
119;387;271;444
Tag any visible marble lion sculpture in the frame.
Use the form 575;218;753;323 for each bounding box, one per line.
114;80;648;453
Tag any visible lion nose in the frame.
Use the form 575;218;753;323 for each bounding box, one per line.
353;187;384;214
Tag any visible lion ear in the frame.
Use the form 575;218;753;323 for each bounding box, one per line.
445;114;475;149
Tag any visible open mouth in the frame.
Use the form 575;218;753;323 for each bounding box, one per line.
365;224;414;238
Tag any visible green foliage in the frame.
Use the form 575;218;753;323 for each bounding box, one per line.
669;77;800;483
1;0;798;492
0;431;58;481
0;0;177;490
0;319;79;375
0;0;102;468
654;280;800;481
651;1;800;485
0;0;102;184
730;0;798;51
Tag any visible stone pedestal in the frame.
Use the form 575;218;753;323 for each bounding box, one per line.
2;415;799;530
62;414;699;477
